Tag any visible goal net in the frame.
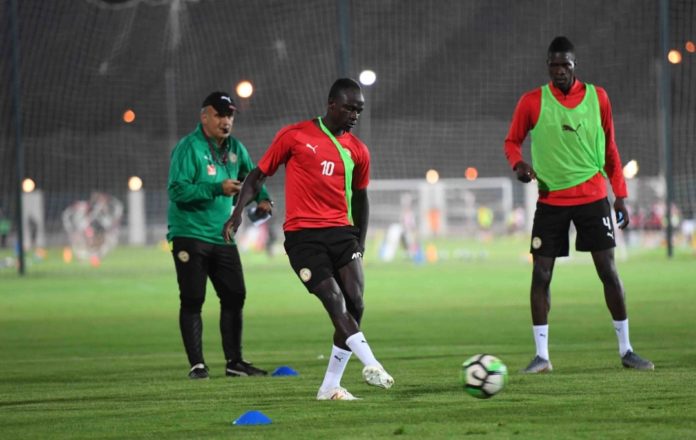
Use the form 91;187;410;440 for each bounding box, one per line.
1;0;694;262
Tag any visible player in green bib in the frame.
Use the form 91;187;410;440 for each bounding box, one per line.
531;83;606;192
504;37;653;373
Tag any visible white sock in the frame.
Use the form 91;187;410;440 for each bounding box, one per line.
533;325;550;360
345;332;380;367
613;319;633;357
319;345;352;391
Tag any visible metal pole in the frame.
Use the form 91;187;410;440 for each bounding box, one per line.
166;0;181;149
658;0;674;258
361;87;372;146
337;0;351;77
9;0;26;275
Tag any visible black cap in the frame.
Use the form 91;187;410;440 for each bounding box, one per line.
201;91;237;116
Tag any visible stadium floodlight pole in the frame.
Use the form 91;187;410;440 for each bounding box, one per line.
658;0;674;258
359;70;376;147
337;0;351;77
9;0;26;275
165;0;182;149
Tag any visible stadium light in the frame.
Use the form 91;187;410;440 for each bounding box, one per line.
686;41;695;53
425;169;439;184
123;109;136;123
359;70;377;86
22;178;36;193
623;159;639;179
128;176;143;192
668;49;682;64
236;80;254;99
465;167;478;181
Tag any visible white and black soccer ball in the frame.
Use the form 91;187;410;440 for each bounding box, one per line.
460;354;508;399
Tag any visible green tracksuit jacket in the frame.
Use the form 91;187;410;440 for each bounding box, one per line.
167;124;270;245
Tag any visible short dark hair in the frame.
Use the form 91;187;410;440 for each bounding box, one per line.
328;78;361;100
547;36;574;54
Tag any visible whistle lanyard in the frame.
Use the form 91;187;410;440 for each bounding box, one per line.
317;117;355;224
203;132;232;179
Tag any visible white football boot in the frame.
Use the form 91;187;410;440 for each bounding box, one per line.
316;386;360;401
362;365;394;389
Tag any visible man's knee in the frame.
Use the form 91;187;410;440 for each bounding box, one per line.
351;295;364;315
219;294;245;310
593;252;621;288
347;297;364;324
597;266;621;289
343;283;364;320
180;296;204;314
532;263;553;286
313;279;347;314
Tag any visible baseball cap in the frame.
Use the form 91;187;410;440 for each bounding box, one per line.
201;92;237;116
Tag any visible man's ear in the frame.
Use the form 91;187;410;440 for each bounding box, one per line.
569;54;577;68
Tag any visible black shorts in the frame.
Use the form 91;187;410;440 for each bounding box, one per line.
284;226;363;291
530;198;616;257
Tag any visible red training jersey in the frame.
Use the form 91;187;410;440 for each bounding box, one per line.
258;120;370;231
504;80;627;206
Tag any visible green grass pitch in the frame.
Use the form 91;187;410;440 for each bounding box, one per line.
1;237;695;439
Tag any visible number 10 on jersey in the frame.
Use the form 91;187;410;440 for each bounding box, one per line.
321;160;335;176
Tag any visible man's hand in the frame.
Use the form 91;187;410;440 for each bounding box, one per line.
221;167;267;242
221;179;242;196
255;199;273;216
514;161;536;183
222;211;243;242
614;197;630;230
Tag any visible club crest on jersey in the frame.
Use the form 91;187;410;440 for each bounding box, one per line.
177;251;190;263
207;164;216;175
532;237;542;249
228;152;237;163
299;268;312;282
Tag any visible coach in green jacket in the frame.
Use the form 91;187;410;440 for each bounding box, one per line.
167;91;271;379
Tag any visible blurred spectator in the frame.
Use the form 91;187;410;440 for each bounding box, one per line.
0;207;10;248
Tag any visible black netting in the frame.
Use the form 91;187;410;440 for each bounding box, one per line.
1;0;694;244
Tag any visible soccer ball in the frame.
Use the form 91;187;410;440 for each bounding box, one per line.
460;354;508;399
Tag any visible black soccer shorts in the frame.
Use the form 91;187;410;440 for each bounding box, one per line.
283;226;363;292
530;198;616;257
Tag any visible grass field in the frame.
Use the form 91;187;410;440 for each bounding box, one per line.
1;237;695;439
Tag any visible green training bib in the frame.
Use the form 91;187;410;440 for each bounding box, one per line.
530;84;606;191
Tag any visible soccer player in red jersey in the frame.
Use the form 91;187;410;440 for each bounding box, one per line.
505;37;653;373
223;78;393;400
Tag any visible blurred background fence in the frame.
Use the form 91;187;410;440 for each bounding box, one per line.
1;0;694;263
